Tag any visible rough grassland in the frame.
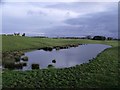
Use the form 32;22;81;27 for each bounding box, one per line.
2;36;118;52
2;36;119;88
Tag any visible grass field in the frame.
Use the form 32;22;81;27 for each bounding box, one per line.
2;36;118;52
2;36;119;88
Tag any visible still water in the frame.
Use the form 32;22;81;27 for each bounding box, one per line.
22;44;111;70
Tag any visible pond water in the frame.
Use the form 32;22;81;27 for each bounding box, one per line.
19;44;111;70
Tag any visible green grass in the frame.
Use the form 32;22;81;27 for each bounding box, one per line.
2;36;82;52
2;36;119;88
2;36;118;52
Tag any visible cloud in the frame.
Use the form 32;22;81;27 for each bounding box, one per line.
41;2;117;38
2;0;119;2
2;2;79;33
64;4;117;27
2;2;79;28
41;3;118;37
46;2;117;17
2;2;118;38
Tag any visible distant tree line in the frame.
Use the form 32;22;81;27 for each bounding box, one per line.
53;37;82;39
2;33;26;36
80;35;114;40
52;35;116;41
92;36;114;40
92;36;106;40
2;33;119;41
32;36;48;38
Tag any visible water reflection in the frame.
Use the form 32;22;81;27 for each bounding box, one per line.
21;44;111;70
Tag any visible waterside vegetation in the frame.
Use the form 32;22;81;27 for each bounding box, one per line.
2;36;119;88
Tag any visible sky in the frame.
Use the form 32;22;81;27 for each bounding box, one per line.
1;0;119;38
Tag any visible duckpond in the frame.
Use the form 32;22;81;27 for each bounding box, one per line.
16;44;111;71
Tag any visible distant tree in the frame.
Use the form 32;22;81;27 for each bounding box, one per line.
93;36;106;40
107;37;113;40
86;35;92;39
22;33;25;36
14;33;16;36
14;33;20;36
17;33;20;36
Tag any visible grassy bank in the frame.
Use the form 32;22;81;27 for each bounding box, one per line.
2;36;82;52
2;36;119;88
2;36;118;52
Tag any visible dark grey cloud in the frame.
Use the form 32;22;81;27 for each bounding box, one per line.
38;2;117;38
2;2;118;38
65;11;117;32
41;9;118;38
